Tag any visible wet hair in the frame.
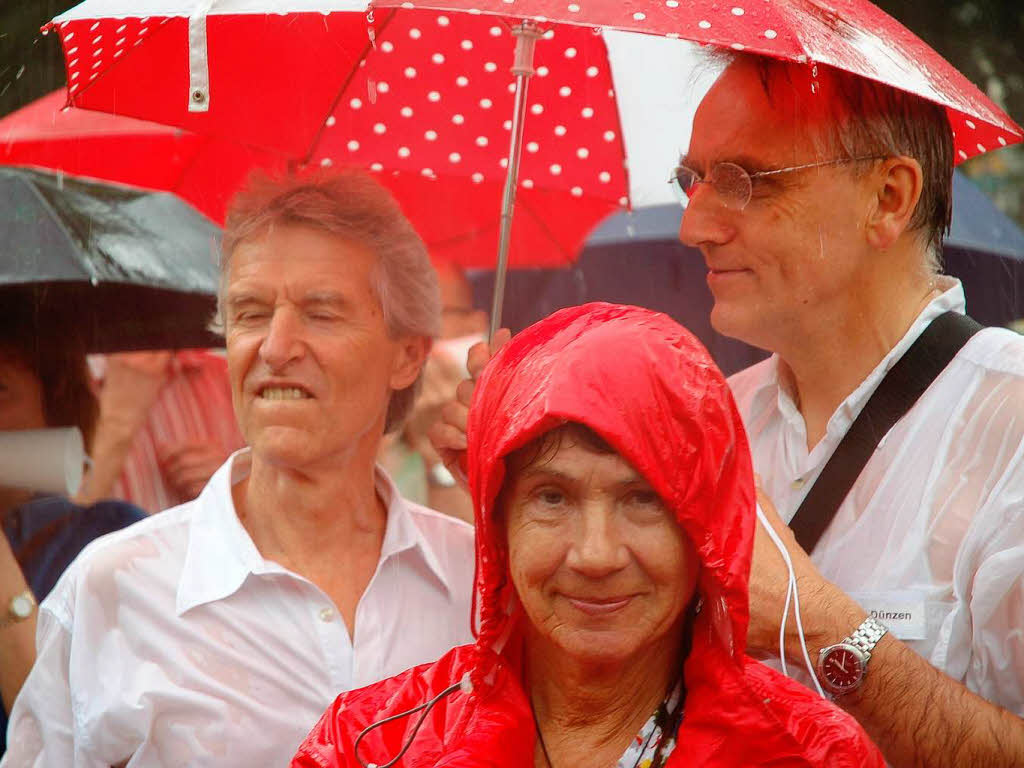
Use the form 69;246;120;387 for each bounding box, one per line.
715;52;953;271
0;290;98;449
217;169;441;433
504;421;616;475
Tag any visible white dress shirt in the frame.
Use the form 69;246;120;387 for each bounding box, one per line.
729;277;1024;714
3;450;475;767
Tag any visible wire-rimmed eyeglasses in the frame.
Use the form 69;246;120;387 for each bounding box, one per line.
669;155;888;211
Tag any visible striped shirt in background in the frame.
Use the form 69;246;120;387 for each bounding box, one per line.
108;350;245;514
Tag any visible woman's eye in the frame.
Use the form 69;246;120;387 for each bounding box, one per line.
625;489;662;507
537;489;565;506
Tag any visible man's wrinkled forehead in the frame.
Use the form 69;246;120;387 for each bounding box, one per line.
688;58;830;167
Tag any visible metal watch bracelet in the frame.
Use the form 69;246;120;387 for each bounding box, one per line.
848;616;889;661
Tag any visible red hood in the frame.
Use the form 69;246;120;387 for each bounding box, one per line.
467;302;753;669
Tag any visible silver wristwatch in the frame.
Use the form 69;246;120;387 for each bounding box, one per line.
816;616;888;696
0;589;36;630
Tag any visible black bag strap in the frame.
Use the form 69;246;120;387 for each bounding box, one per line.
789;311;984;554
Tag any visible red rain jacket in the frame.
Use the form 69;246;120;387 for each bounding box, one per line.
293;303;883;768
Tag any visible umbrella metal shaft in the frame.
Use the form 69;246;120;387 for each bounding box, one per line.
489;22;543;342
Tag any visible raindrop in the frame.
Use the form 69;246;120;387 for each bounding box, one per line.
810;81;818;94
811;64;818;77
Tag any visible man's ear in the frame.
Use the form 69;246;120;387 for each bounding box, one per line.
865;156;924;250
390;335;432;391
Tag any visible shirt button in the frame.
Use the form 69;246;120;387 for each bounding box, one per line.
319;607;335;623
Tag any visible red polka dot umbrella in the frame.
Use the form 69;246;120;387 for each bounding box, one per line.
45;0;1021;331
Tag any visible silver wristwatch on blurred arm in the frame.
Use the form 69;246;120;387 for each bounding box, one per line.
816;616;889;696
0;588;36;629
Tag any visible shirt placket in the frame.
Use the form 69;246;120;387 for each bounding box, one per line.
307;586;354;693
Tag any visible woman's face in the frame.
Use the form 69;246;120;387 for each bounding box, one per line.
504;437;699;666
0;350;46;432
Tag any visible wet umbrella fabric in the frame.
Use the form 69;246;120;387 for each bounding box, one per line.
0;167;222;352
0;90;279;225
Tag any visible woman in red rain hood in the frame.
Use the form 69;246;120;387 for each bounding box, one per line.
293;303;883;768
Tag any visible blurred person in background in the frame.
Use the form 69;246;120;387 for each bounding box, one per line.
3;171;475;767
0;292;145;756
379;263;486;523
77;348;245;513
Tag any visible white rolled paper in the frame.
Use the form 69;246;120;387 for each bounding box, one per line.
0;427;85;496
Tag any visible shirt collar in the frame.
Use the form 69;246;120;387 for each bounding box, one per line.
771;276;966;445
176;450;453;616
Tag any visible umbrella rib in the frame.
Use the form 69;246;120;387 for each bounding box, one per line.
298;9;399;169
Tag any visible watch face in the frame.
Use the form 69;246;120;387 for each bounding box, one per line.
11;594;32;619
821;646;864;691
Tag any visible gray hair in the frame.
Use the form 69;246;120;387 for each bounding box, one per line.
707;52;953;273
216;169;441;433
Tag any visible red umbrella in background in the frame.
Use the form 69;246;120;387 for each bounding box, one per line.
41;0;1023;329
0;90;278;223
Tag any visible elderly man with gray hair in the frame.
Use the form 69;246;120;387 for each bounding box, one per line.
3;171;475;767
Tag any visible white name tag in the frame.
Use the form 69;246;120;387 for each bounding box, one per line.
849;591;928;641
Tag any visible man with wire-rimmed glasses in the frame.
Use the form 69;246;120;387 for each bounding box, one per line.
431;49;1024;768
676;53;1024;767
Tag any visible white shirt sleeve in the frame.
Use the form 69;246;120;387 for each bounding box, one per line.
930;360;1024;715
2;604;81;767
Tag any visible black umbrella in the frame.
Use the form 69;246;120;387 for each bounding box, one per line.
0;167;222;352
